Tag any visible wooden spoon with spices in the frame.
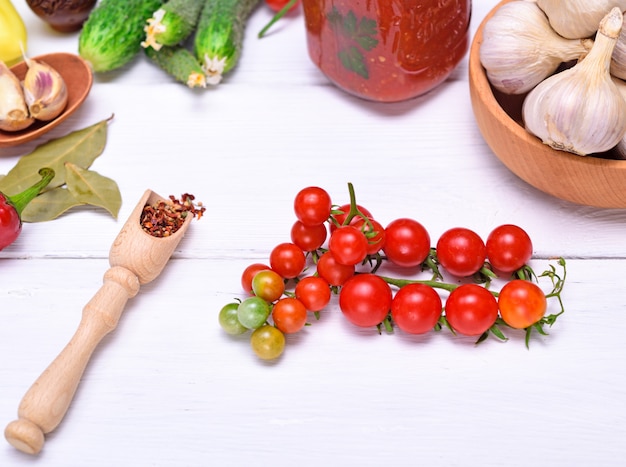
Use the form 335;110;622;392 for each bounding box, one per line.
4;189;198;455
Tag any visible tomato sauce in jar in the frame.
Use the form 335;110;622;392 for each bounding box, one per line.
302;0;472;102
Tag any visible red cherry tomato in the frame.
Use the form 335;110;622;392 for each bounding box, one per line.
498;280;547;329
251;269;285;302
291;220;327;252
295;276;331;311
241;263;271;294
486;224;533;273
329;225;368;265
272;297;308;334
293;186;332;226
436;227;486;277
270;242;306;279
330;203;373;232
383;218;431;268
316;251;355;286
350;217;386;255
339;274;392;328
391;283;442;334
445;284;498;336
265;0;300;12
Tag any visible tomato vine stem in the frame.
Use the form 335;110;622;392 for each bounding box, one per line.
258;0;299;38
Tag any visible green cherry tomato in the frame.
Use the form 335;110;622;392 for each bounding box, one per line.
250;325;286;360
219;302;248;335
237;296;271;329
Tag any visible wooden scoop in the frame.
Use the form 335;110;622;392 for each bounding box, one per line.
4;189;193;455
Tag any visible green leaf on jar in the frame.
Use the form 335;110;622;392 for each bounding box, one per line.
338;46;368;79
326;8;379;79
64;163;121;219
0;117;110;197
20;187;84;223
355;17;378;51
342;10;357;36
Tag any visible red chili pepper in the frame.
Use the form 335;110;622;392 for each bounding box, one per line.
0;168;55;251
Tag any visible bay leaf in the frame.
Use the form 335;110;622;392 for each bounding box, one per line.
64;163;122;219
21;187;84;223
0;116;112;196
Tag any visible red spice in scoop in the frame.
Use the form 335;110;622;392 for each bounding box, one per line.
140;193;205;237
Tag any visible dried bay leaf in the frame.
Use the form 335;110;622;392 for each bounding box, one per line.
0;116;112;196
65;163;122;219
21;187;85;223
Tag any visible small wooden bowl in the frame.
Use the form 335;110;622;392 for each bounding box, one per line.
0;52;93;149
469;0;626;209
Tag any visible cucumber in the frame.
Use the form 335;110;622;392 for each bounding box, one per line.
79;0;166;72
194;0;261;85
142;0;205;50
144;45;207;88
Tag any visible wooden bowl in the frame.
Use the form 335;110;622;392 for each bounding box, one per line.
469;0;626;209
0;52;93;149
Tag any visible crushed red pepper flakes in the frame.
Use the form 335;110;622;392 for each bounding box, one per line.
140;193;206;237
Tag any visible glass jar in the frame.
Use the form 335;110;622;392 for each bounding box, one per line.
302;0;472;102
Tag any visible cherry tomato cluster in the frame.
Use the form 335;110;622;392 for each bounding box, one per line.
219;184;567;360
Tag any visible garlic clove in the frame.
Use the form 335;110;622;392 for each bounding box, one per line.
0;61;35;132
537;0;626;40
22;56;68;121
610;76;626;159
522;7;626;156
610;18;626;79
479;1;592;95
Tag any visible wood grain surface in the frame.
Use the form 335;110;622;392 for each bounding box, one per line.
1;1;625;466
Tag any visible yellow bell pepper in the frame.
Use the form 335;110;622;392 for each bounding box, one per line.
1;0;27;66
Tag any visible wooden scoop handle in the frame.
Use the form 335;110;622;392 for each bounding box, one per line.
4;266;140;455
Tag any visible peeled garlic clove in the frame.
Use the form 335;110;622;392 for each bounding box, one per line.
0;61;34;132
537;0;626;39
22;56;68;121
523;8;626;156
479;1;592;95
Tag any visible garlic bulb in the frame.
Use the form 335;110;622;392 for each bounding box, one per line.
523;8;626;156
479;1;592;95
22;56;68;121
0;61;34;132
537;0;626;39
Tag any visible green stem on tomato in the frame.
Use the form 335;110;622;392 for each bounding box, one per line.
343;182;367;226
540;257;567;323
7;168;55;216
378;275;460;293
258;0;298;38
424;249;443;281
379;315;393;334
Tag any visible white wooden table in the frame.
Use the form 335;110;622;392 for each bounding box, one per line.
2;1;625;465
